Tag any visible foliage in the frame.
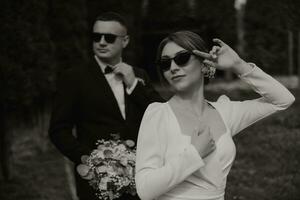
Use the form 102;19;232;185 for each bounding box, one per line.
0;0;89;180
0;0;88;120
48;0;89;69
0;0;56;119
245;0;300;74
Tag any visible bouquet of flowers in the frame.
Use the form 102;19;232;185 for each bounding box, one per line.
76;134;136;200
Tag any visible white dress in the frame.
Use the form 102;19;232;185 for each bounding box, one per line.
135;65;295;200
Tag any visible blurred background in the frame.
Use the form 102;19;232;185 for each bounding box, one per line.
0;0;299;200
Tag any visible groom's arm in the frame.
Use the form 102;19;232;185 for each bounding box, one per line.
48;69;90;164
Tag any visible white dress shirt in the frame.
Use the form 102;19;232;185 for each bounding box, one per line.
94;56;138;119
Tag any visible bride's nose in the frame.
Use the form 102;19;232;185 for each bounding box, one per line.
170;61;180;74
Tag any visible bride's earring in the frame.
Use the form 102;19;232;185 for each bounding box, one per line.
201;64;216;78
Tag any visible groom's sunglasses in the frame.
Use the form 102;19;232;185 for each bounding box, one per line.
157;51;193;72
92;33;125;44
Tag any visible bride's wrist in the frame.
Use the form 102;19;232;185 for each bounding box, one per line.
231;59;252;75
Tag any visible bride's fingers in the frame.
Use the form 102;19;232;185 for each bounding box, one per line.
193;50;210;59
193;50;214;60
209;50;217;60
209;46;221;59
213;38;227;47
212;46;221;54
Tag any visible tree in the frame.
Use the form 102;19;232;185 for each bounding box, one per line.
0;0;89;181
0;0;56;180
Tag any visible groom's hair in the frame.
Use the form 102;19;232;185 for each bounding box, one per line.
94;12;128;34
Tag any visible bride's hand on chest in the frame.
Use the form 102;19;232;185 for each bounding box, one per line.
191;122;216;158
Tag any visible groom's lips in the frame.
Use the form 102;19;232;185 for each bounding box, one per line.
98;49;109;53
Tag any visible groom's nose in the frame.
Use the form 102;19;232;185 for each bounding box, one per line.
99;35;107;45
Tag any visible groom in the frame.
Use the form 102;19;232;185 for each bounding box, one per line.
49;12;163;200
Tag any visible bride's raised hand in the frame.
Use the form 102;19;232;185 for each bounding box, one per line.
193;38;247;72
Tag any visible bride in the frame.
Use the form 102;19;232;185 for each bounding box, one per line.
135;31;295;200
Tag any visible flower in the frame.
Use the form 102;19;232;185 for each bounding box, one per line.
81;155;90;164
76;164;93;180
95;150;105;159
117;144;126;152
120;156;128;166
76;135;136;200
99;177;109;190
103;149;113;158
96;165;107;173
125;140;135;148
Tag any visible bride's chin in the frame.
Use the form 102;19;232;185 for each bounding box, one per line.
172;85;188;93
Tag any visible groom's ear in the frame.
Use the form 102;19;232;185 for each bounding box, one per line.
122;35;129;48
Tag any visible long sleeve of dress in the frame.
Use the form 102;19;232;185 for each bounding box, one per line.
135;103;205;200
217;64;295;136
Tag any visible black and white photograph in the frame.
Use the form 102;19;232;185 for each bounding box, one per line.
0;0;299;200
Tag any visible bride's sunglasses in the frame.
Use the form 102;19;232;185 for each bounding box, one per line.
157;51;193;72
92;33;126;44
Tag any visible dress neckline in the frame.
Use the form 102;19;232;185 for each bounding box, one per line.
165;101;229;144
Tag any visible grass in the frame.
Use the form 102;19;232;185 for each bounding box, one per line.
0;89;299;200
0;144;72;200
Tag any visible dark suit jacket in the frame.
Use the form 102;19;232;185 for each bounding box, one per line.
49;58;163;200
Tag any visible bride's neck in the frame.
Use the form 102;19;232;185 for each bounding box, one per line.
172;89;207;117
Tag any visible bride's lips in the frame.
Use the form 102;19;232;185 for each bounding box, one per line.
171;75;185;81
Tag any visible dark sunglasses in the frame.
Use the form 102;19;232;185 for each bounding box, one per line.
92;33;125;44
157;51;193;72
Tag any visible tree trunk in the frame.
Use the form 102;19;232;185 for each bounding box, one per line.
0;65;12;181
231;1;246;81
0;111;5;180
34;106;51;152
298;31;300;89
288;30;294;75
64;159;78;200
0;121;13;181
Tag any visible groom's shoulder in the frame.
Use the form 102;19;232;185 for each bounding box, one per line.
56;65;88;85
64;63;91;76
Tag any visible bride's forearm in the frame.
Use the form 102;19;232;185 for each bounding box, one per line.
239;64;295;109
230;59;253;76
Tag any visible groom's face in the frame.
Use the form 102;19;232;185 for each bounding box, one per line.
92;20;129;65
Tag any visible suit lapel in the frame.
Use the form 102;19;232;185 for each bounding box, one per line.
87;58;125;121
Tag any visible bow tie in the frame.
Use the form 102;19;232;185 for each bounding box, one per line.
104;66;113;74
